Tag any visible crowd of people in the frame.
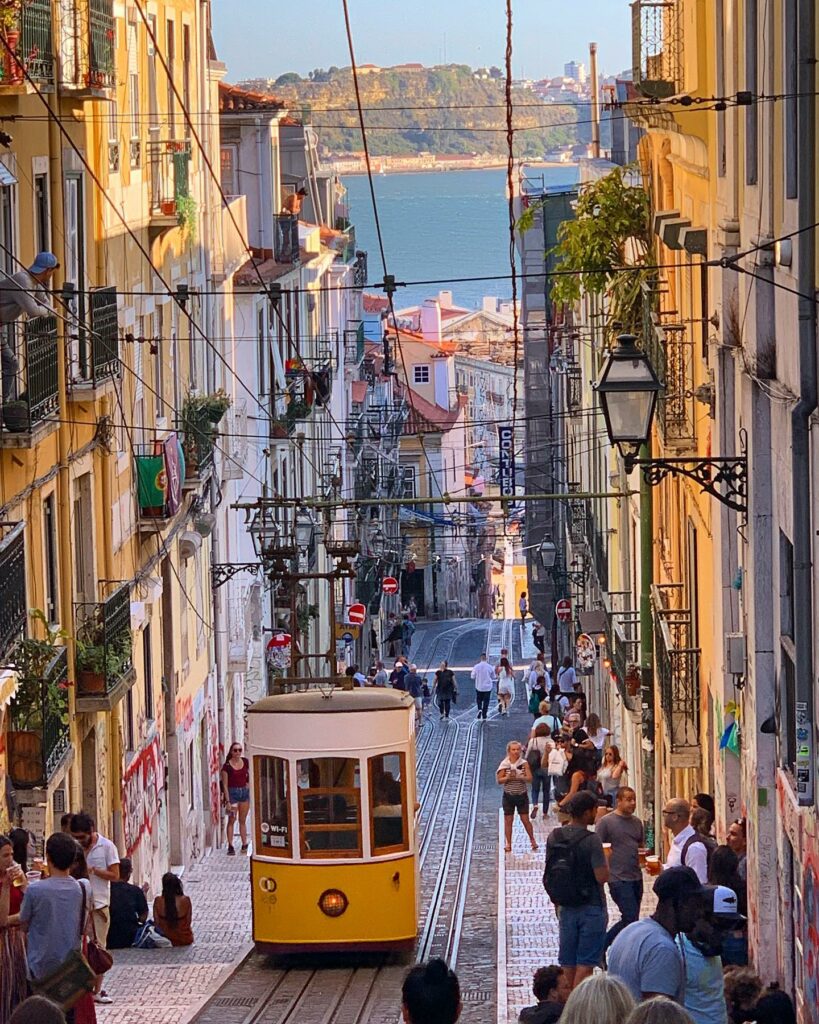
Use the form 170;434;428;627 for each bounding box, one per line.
0;811;196;1022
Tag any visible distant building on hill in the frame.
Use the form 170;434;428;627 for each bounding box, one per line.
564;60;587;84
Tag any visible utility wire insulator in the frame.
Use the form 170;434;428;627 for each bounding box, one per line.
382;274;397;297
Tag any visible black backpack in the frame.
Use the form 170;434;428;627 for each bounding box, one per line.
543;829;596;907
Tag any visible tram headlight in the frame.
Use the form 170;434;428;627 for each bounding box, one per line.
318;888;349;917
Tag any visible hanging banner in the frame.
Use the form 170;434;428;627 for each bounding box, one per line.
498;425;515;497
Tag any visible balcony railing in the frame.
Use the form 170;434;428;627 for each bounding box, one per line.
87;0;115;88
58;0;114;90
147;139;191;218
566;364;582;414
69;285;120;387
0;315;59;438
7;649;70;788
344;322;365;366
0;0;54;86
353;251;368;288
642;283;695;447
0;523;25;661
632;0;683;99
274;214;300;264
75;585;134;701
652;582;701;766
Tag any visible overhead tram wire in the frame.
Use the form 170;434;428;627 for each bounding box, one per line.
340;0;446;504
0;34;276;437
132;0;359;499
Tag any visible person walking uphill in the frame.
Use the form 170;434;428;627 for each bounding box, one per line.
543;791;609;989
595;786;644;949
69;812;118;1005
435;660;456;718
497;741;539;853
471;653;494;720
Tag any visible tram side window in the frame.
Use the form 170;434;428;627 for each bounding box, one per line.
297;757;361;857
254;756;291;856
369;752;408;853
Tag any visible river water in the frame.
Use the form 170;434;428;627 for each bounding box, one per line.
342;166;579;311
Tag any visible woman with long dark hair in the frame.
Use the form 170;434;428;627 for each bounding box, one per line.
401;958;461;1024
221;742;251;855
153;872;193;946
8;829;31;875
0;834;28;1020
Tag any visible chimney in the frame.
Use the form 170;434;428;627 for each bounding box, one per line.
589;42;601;159
420;299;442;341
438;289;454;308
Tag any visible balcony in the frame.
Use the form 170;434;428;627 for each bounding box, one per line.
652;582;701;767
0;316;59;446
344;322;366;366
353;251;368;289
58;0;115;92
135;433;185;528
0;0;54;88
75;584;135;711
68;286;120;392
631;0;683;100
642;283;695;447
566;363;582;414
7;649;70;789
274;214;300;264
147;139;192;234
0;523;25;661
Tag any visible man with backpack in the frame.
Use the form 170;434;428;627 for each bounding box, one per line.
543;791;609;988
662;798;709;883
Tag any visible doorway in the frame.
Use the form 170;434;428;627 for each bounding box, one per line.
80;728;98;824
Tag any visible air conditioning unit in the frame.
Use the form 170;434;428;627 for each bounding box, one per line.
724;633;746;675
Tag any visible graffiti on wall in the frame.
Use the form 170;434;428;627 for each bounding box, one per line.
206;697;221;826
122;735;163;856
175;695;194;735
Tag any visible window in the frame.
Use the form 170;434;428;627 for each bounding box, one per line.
64;174;86;378
143;623;154;721
745;0;758;186
34;173;49;253
127;21;140;151
220;146;238;196
400;465;416;499
187;740;194;810
369;752;408;853
255;756;291;856
257;306;268;395
125;684;135;753
781;532;794;639
413;364;430;385
182;25;191;138
297;757;361;857
166;19;176;131
107;95;120;173
784;0;797;199
0;178;14;275
43;494;59;624
154;310;165;417
715;0;725;178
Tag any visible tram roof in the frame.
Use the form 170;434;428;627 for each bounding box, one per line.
248;688;415;714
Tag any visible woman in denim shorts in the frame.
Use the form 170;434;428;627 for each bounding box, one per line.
221;743;251;854
497;740;539;854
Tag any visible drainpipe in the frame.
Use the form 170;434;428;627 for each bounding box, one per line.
792;2;815;806
255;118;264;250
589;43;601;159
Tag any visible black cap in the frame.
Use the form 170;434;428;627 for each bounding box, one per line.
652;865;705;901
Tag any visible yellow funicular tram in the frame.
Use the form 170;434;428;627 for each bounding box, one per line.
247;684;419;953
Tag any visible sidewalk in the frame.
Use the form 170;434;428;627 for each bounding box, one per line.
498;810;658;1023
96;848;252;1024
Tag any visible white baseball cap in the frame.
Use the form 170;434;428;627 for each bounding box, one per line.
703;884;745;921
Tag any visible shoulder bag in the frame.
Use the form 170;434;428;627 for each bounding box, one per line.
33;882;97;1010
86;901;114;975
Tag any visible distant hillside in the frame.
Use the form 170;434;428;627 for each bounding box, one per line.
239;65;579;158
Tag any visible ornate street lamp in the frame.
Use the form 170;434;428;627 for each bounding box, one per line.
294;506;317;552
539;536;558;570
594;333;748;514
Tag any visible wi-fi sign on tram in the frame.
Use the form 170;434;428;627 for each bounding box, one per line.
347;603;367;625
381;576;399;595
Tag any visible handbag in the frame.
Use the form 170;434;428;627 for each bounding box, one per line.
86;908;113;975
33;883;96;1010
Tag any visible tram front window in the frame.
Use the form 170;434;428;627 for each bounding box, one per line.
297;757;361;857
369;752;408;853
254;756;291;856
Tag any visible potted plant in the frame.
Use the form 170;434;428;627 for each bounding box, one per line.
76;626;132;694
270;417;289;438
0;1;25;84
7;610;69;786
285;398;311;428
175;193;197;241
625;664;641;697
2;397;28;432
160;198;176;217
201;388;231;424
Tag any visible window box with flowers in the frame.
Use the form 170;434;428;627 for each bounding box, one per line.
7;610;71;788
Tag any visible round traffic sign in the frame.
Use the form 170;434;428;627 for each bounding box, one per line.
340;631;354;645
347;603;366;625
382;576;399;595
555;598;572;623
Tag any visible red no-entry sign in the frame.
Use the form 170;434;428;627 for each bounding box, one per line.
555;598;572;623
382;576;399;594
347;603;366;625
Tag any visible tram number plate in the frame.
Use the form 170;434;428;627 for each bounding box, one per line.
268;834;287;848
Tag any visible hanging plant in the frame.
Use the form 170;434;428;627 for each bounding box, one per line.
176;193;198;242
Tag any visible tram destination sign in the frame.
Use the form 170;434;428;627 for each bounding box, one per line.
498;425;515;497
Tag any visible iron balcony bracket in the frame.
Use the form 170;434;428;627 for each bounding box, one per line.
624;455;748;514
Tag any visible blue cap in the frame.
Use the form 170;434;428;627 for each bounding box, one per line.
28;252;58;274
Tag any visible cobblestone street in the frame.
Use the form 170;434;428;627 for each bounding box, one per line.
96;850;253;1024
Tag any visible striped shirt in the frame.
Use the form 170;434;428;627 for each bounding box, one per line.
498;757;528;794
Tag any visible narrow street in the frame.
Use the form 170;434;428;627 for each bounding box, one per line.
97;619;656;1024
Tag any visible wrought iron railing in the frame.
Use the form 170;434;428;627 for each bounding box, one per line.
75;584;134;698
344;322;365;365
147;139;191;215
566;364;582;413
632;0;684;99
0;524;25;661
652;582;700;759
7;649;70;788
642;282;695;446
5;0;55;85
274;214;300;264
87;0;115;88
1;316;59;435
72;285;120;383
353;251;368;288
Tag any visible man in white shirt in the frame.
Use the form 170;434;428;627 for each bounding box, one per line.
70;812;120;1004
471;653;495;720
662;798;709;883
556;656;578;692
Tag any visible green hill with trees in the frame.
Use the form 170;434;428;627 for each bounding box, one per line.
239;65;579;158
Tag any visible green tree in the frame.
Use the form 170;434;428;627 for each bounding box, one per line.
275;72;302;86
519;166;652;335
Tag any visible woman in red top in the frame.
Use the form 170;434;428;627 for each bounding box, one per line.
221;742;251;854
0;834;29;1020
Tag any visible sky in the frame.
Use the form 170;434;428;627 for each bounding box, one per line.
210;1;631;83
